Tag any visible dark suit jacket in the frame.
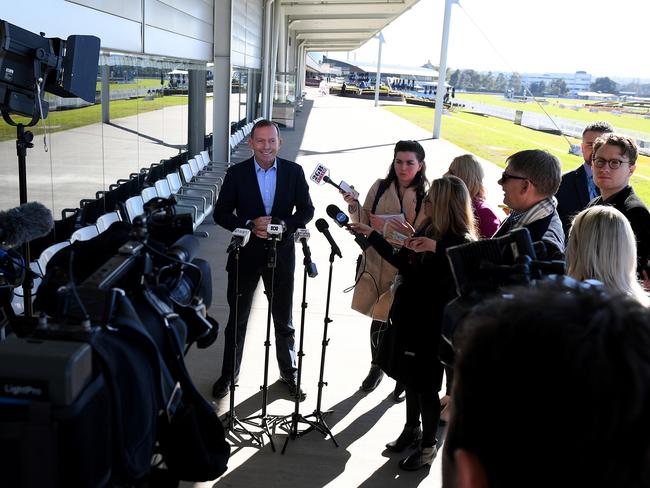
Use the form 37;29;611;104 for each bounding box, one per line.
493;210;565;261
556;164;591;238
588;185;650;271
214;157;314;272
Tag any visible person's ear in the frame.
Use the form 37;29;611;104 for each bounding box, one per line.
629;163;636;177
454;449;489;488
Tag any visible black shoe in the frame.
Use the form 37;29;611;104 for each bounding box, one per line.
398;446;437;471
360;365;384;391
279;377;306;401
211;375;235;399
392;382;406;403
386;425;422;452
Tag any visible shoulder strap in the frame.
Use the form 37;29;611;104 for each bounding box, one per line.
415;190;425;218
371;181;389;214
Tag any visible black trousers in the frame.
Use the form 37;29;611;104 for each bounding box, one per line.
220;263;297;381
405;387;440;448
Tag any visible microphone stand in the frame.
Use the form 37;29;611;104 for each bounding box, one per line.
240;234;283;451
299;247;340;448
280;240;320;454
223;246;263;446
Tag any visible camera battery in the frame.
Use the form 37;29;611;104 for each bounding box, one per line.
0;336;92;406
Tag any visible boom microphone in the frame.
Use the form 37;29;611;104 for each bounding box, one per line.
315;218;342;258
226;228;251;253
0;201;54;248
326;204;370;251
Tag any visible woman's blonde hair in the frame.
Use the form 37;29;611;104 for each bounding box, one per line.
425;175;478;242
448;154;485;200
567;206;649;306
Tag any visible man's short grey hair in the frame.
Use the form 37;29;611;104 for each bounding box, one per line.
506;149;561;196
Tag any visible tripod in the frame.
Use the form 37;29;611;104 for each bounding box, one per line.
223;247;263;446
298;248;340;447
240;235;283;450
280;238;319;453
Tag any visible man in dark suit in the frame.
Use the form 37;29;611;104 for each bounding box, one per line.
588;133;650;273
212;120;314;400
556;121;613;237
494;149;564;260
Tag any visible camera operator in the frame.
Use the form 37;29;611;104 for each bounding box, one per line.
494;149;564;260
566;206;649;306
349;176;477;471
442;284;650;488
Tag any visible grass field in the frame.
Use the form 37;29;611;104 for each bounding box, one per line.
384;104;650;204
95;78;165;92
455;93;650;134
0;95;188;142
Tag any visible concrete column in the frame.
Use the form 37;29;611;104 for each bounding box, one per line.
261;0;275;119
212;0;233;162
246;68;256;121
269;3;281;117
101;64;110;123
433;0;455;139
188;69;207;157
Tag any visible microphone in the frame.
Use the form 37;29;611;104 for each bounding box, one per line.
226;228;251;253
310;163;359;199
266;218;285;239
315;218;342;258
295;228;318;278
0;201;54;249
326;204;370;251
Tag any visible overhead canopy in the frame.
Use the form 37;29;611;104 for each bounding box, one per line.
282;0;421;52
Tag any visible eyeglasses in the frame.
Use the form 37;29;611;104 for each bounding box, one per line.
500;171;528;182
593;158;630;170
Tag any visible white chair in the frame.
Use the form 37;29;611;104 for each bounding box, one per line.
180;163;220;197
96;211;122;233
141;186;158;204
199;151;232;172
154;179;205;224
168;170;216;205
190;157;225;183
69;225;99;243
38;241;71;275
124;196;145;223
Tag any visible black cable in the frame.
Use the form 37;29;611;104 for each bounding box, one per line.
141;241;203;300
67;249;90;324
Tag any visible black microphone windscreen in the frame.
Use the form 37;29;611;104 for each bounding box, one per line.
325;204;340;219
315;218;329;232
168;234;200;262
0;201;54;248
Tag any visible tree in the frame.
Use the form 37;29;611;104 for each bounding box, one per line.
495;72;507;92
449;69;460;87
590;77;618;94
548;78;567;96
529;81;546;96
508;72;522;94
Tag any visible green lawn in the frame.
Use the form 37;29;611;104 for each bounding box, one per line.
384;104;650;204
95;77;166;92
0;95;188;142
455;93;650;134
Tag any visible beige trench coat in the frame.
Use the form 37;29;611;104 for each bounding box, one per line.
350;179;428;321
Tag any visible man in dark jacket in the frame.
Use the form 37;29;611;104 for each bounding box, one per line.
211;119;314;400
556;121;613;237
588;133;650;273
494;149;564;259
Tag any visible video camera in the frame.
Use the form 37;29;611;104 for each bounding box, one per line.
0;197;227;487
0;19;100;125
440;228;565;365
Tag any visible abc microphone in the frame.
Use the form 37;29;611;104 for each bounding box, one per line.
295;228;318;278
326;204;370;251
226;228;251;253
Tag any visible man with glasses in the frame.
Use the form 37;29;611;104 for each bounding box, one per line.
588;133;650;272
556;121;613;238
494;149;564;259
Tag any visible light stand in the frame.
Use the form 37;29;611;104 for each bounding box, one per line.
280;234;319;454
299;247;340;447
223;247;263;446
240;233;283;451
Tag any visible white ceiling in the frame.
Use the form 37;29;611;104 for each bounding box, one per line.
281;0;421;52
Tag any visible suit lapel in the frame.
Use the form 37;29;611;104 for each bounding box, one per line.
245;158;267;216
575;165;591;207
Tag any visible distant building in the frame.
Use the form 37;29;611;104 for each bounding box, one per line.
322;56;437;85
521;71;592;95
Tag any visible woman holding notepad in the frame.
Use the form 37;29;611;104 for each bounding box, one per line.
341;140;429;397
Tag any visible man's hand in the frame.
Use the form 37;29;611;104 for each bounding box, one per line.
251;216;272;239
404;236;437;253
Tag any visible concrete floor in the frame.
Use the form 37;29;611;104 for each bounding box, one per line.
182;88;507;487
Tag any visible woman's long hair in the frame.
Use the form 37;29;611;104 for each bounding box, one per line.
567;206;649;306
380;140;429;196
447;154;485;200
423;176;478;242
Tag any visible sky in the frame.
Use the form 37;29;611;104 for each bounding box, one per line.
342;0;649;81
